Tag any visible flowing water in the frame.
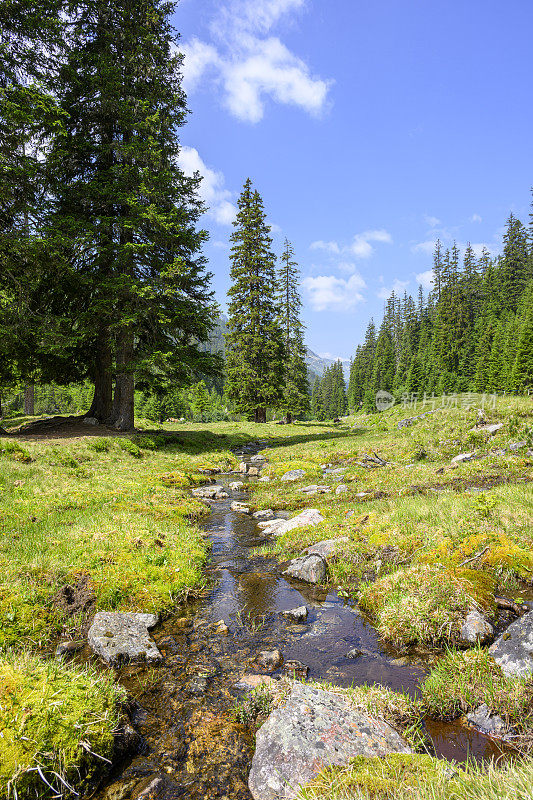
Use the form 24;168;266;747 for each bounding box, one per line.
92;452;507;800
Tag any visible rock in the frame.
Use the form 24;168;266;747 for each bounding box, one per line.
283;554;327;584
303;537;349;560
187;676;209;694
259;476;271;482
251;454;267;463
83;417;99;426
258;519;285;531
233;674;277;692
88;612;161;666
354;492;371;499
55;640;84;658
256;649;283;671
488;610;533;677
267;508;324;537
335;484;348;495
471;423;503;435
281;469;306;482
130;774;183;800
198;467;221;475
192;485;228;499
248;466;261;476
459;610;494;646
324;467;347;475
229;481;244;490
466;704;512;739
280;606;308;623
301;484;319;493
253;509;276;521
451;452;475;464
231;501;251;513
239;461;248;473
509;440;527;451
214;619;229;635
280;660;309;679
248;682;411;800
346;648;364;659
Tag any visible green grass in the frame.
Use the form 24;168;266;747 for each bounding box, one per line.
0;651;125;799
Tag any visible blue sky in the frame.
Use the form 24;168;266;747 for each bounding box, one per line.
174;0;533;361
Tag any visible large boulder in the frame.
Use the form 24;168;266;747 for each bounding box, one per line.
263;509;324;537
459;610;494;646
192;485;228;499
303;537;349;560
253;509;276;521
281;469;306;482
88;612;161;666
248;682;411;800
489;610;533;677
283;554;327;584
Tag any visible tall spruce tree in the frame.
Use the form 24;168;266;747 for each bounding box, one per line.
277;239;309;422
47;0;216;429
225;179;284;422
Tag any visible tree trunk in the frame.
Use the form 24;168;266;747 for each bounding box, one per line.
254;407;267;423
24;384;35;415
285;412;293;424
0;390;3;418
112;327;135;431
88;330;113;421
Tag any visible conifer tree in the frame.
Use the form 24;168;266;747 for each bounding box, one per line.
512;282;533;390
277;239;309;422
225;179;284;422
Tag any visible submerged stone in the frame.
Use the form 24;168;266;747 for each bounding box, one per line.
280;606;308;623
283;554;327;584
88;612;161;666
248;682;411;800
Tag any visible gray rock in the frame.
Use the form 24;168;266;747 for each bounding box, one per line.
354;491;372;499
335;484;348;495
459;610;494;646
280;606;308;623
283;554;327;584
472;423;503;435
451;452;475;464
466;704;512;740
55;640;84;658
251;454;267;463
231;501;251;513
186;676;208;694
229;480;244;490
259;476;272;482
239;461;249;473
509;440;527;451
267;509;324;537
301;484;319;493
83;417;99;426
489;610;533;677
256;649;283;671
281;469;306;482
324;467;347;475
253;509;276;521
248;682;411;800
258;518;285;531
88;612;161;666
248;466;261;476
192;485;228;499
304;537;349;560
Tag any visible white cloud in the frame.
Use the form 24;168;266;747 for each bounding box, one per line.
412;239;437;255
377;278;409;300
470;214;482;223
424;215;441;228
181;0;330;123
416;270;434;290
177;146;237;226
302;273;366;311
310;230;392;260
310;240;341;254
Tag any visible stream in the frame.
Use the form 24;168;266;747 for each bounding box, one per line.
93;448;507;800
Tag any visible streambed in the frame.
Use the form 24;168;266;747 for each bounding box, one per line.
93;451;506;800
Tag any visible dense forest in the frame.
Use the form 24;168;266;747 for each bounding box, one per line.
348;211;533;411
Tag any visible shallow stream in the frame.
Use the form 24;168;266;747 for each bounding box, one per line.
93;449;507;800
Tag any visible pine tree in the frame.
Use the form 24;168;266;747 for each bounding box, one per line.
501;214;531;312
512;282;533;390
47;0;216;429
277;239;309;422
370;326;395;395
225;180;284;422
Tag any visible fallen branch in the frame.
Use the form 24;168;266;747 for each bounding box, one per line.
457;546;490;568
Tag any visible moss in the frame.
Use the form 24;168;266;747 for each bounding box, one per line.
0;586;63;649
117;439;142;458
0;652;125;799
0;440;33;463
422;648;533;728
298;754;451;800
160;470;210;488
358;565;496;647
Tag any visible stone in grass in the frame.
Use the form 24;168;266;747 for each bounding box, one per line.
248;682;412;800
335;484;348;495
489;610;533;677
466;703;513;740
280;606;308;623
259;476;271;482
451;452;475;464
281;469;306;482
303;537;349;560
266;509;324;537
459;610;494;646
283;554;327;584
253;509;276;521
88;612;161;666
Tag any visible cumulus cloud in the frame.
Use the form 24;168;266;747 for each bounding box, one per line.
416;270;434;290
412;239;437;255
424;215;441;228
181;0;331;123
310;230;392;260
377;278;410;300
470;213;482;223
302;273;366;312
177;146;236;226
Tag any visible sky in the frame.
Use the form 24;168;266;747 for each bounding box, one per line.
174;0;533;362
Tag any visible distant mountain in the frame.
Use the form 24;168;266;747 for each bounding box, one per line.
202;316;350;385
